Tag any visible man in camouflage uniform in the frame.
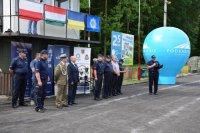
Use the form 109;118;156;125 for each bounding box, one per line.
54;54;68;109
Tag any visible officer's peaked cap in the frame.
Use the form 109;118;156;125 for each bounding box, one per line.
40;49;48;54
18;49;26;53
60;54;67;58
151;55;156;59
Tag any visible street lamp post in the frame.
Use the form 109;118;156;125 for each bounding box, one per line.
88;0;91;48
137;0;141;80
163;0;167;26
164;0;171;27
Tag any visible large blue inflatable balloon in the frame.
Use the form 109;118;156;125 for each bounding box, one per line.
143;27;191;84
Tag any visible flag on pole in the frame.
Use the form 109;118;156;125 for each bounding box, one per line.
86;15;101;32
19;0;43;21
67;11;85;30
45;5;66;26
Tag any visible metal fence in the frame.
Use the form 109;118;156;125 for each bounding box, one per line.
0;73;12;96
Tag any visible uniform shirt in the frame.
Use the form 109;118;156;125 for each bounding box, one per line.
104;61;113;73
35;58;48;80
54;62;68;86
112;61;120;75
9;57;28;75
30;59;39;81
147;60;160;74
93;61;105;76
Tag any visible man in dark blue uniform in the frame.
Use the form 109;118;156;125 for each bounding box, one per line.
93;54;104;101
34;50;49;113
30;53;40;106
147;55;163;95
68;56;79;106
9;49;29;108
103;55;113;99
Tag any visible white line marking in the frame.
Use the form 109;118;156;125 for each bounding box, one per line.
0;79;200;131
51;80;200;117
133;96;200;133
148;97;200;126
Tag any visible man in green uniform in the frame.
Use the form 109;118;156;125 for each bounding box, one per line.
54;54;68;109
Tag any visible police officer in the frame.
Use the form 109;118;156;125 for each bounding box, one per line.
9;49;29;108
93;54;104;101
147;55;163;95
30;53;40;106
34;50;49;113
117;59;126;95
103;55;113;99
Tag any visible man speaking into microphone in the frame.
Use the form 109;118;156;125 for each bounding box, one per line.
147;55;163;95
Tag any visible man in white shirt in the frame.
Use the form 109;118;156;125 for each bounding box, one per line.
111;55;120;96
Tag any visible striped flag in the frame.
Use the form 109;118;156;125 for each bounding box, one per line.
19;0;43;21
45;5;66;26
67;11;85;30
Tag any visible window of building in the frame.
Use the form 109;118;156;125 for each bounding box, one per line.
55;0;69;9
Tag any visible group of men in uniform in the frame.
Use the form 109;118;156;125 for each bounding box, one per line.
9;48;162;113
9;49;79;113
93;54;126;101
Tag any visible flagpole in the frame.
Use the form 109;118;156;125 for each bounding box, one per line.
103;0;107;56
137;0;141;80
87;0;91;48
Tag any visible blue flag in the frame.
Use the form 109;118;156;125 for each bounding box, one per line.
86;15;101;32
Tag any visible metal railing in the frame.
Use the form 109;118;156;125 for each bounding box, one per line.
0;73;12;96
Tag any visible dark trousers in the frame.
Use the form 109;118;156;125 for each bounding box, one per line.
34;80;46;109
103;72;112;98
149;73;159;94
112;74;118;95
12;74;27;106
117;75;123;94
68;82;77;104
94;75;103;99
30;81;35;100
108;74;113;96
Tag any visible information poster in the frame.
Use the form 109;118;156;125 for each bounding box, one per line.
74;47;91;94
111;31;134;66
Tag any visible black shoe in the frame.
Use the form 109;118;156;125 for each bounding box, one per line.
149;92;153;95
72;102;78;105
116;93;121;95
68;103;73;106
63;104;69;107
12;104;18;108
37;109;45;113
103;96;108;99
94;98;100;101
19;103;28;106
154;93;158;95
119;92;123;95
95;98;102;101
57;106;63;109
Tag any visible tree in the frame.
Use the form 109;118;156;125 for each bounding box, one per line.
80;0;200;58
